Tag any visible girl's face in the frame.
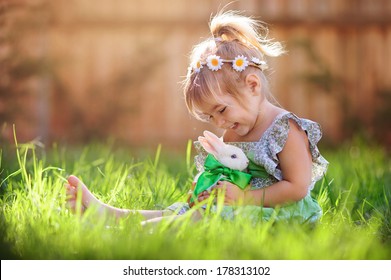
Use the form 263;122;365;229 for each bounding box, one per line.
199;87;261;137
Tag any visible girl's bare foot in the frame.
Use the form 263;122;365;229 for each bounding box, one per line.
65;175;101;212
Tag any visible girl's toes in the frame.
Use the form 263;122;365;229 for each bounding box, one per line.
67;175;83;188
65;184;76;194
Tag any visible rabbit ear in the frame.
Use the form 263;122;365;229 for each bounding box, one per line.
203;131;225;154
198;136;218;157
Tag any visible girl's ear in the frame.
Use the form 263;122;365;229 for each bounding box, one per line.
198;136;218;157
245;73;261;95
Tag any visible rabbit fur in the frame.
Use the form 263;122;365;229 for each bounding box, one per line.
194;130;250;183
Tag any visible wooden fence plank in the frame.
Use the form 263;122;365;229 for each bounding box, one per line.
2;0;391;146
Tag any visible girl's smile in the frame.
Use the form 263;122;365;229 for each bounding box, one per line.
200;90;261;137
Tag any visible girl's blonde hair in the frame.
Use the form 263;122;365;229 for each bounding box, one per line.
183;11;284;121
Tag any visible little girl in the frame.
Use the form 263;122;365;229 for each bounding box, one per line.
65;11;328;225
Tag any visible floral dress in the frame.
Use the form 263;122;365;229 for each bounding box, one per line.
167;112;329;223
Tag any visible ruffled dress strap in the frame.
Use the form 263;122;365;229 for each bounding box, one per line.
252;112;329;187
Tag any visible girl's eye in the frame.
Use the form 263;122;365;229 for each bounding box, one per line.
231;154;237;159
219;107;227;114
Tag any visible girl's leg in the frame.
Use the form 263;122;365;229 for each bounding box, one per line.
141;209;203;226
65;175;171;220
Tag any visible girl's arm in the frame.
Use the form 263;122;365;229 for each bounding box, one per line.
211;120;313;207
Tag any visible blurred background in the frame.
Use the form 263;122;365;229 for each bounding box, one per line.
1;0;391;151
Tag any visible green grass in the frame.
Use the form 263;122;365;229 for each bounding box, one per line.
0;137;390;260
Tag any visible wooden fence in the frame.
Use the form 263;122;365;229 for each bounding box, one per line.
1;0;391;148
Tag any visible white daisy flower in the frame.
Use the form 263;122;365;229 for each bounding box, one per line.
232;55;249;72
259;61;268;70
251;57;262;64
251;57;268;70
206;55;223;71
192;60;203;73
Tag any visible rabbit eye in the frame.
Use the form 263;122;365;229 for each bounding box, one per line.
230;154;237;159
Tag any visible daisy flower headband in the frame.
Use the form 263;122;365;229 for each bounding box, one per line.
189;55;268;74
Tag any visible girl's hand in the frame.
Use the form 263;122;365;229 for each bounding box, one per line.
187;182;196;208
212;181;247;205
188;182;213;207
189;181;247;207
196;190;212;203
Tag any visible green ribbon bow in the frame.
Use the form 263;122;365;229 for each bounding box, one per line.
191;154;253;203
190;153;270;204
247;158;269;179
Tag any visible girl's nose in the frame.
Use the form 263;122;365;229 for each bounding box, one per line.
214;116;226;128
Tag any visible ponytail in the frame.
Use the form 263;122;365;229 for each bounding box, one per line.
209;11;284;57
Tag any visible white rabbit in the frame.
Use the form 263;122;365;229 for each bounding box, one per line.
190;131;251;203
197;130;249;172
